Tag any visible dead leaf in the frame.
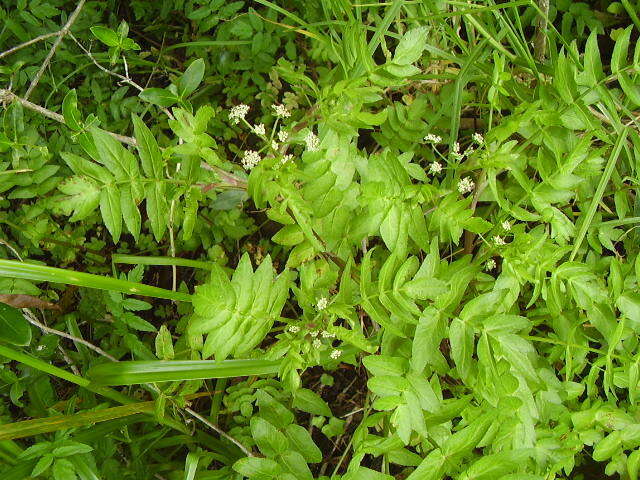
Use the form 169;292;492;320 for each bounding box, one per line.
0;294;60;311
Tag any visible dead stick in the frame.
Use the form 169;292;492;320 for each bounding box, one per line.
24;0;87;99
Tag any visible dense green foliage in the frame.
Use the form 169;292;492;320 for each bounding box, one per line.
1;0;640;478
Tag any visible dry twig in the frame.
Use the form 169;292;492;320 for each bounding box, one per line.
24;0;87;99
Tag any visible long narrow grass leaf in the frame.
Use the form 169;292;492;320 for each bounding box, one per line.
0;259;191;302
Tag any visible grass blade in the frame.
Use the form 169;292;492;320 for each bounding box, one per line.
0;344;131;404
0;402;155;440
0;259;191;302
88;359;282;385
112;254;214;270
570;129;628;261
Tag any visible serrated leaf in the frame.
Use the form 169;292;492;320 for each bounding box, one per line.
57;176;101;221
132;114;163;178
155;325;174;360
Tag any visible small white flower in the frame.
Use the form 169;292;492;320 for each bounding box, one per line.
424;133;442;144
229;104;249;124
288;325;300;333
429;161;443;175
313;338;322;349
464;146;475;157
271;140;279;151
316;297;328;311
485;259;496;271
330;349;342;360
472;132;484;144
241;150;261;170
281;154;293;165
310;330;319;338
501;220;511;231
278;129;288;142
253;123;266;136
493;235;507;246
305;131;320;152
457;177;475;194
272;104;290;118
451;142;463;160
321;330;335;338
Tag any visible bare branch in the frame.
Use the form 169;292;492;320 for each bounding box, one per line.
68;33;144;93
24;0;87;99
23;309;118;362
0;32;59;60
1;88;137;145
184;407;254;457
534;0;550;62
0;90;246;189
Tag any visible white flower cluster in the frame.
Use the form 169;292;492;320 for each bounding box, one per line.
305;131;320;152
321;330;336;338
472;132;484;144
330;349;342;360
429;161;443;175
493;235;507;246
281;154;293;165
502;220;511;231
272;104;291;118
229;104;249;124
451;142;463;160
241;150;261;170
278;130;288;142
288;325;300;333
424;133;442;144
485;258;496;271
316;297;328;311
253;123;265;136
313;338;322;349
457;176;475;194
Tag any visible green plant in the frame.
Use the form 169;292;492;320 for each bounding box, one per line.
0;0;640;479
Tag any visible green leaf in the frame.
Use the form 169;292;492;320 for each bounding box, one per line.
179;58;205;97
132;114;163;178
250;417;288;457
139;88;180;108
31;455;53;477
0;303;31;346
62;90;82;131
628;449;640;480
100;185;122;242
411;309;448;374
87;359;281;385
292;388;332;417
120;185;141;241
363;355;406;377
393;27;427;65
145;181;168;241
90;26;120;47
155;325;174;360
593;430;622;461
57;177;101;221
51;443;93;457
233;457;281;478
52;458;76;480
285;424;322;463
91;128;139;181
